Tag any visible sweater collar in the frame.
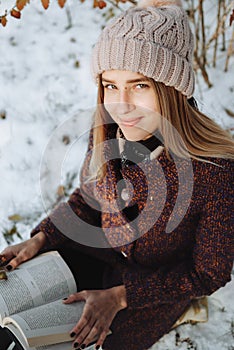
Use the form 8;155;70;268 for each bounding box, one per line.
117;128;164;165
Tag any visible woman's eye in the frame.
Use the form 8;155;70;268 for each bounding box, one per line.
136;83;149;89
104;84;117;90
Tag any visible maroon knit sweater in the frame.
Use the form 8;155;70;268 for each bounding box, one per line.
31;127;234;350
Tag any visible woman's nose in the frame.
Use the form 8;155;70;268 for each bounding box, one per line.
117;90;134;115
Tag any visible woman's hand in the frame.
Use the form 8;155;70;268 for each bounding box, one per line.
63;285;127;349
0;231;46;270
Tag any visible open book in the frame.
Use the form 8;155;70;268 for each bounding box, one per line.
0;251;94;350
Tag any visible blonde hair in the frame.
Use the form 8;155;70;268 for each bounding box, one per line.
88;75;234;181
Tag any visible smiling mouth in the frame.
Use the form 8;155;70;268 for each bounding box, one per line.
119;117;143;127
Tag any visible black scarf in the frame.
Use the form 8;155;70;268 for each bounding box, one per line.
119;129;163;222
119;129;163;167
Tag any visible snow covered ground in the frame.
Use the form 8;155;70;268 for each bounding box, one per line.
0;0;233;349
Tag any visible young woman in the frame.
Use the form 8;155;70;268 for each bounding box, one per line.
1;1;233;350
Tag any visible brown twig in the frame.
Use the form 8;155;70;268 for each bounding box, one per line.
194;1;200;69
194;51;213;88
224;25;234;72
213;0;222;67
198;0;206;67
206;1;233;49
221;0;226;51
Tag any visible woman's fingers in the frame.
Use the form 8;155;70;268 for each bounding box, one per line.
4;251;29;270
0;249;14;264
0;232;46;270
72;320;107;349
63;291;87;304
72;320;96;348
82;321;109;349
0;232;46;272
64;292;98;346
63;289;120;348
95;329;110;349
0;255;11;267
1;246;34;270
0;248;18;269
70;308;92;336
63;291;89;340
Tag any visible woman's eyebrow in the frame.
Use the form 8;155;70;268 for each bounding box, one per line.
101;79;115;84
102;78;150;84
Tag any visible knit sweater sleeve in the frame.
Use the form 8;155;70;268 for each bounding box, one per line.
122;160;234;309
30;129;103;250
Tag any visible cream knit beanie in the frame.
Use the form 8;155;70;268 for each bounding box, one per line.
91;0;195;98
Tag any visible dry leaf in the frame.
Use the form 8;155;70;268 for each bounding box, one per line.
74;60;80;68
93;0;99;8
62;135;70;145
8;214;23;222
0;110;6;119
224;107;234;118
0;16;7;27
98;1;107;9
41;0;50;9
58;0;67;8
57;185;65;198
11;9;21;19
16;0;28;11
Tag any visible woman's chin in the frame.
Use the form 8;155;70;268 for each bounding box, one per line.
121;128;151;142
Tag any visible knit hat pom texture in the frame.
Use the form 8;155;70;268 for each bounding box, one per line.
137;0;182;8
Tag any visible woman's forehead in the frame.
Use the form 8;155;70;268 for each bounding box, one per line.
102;70;148;82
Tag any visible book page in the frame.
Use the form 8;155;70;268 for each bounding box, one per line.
0;251;77;320
36;342;74;350
4;299;86;347
3;324;80;350
36;341;94;350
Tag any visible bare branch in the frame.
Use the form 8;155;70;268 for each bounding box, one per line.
224;25;234;72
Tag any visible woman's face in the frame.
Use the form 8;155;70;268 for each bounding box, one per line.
102;70;161;141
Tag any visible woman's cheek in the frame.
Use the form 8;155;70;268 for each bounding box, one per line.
104;102;118;120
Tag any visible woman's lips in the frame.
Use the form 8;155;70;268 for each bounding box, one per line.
119;117;143;127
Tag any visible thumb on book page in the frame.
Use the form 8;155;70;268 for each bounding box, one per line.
63;291;87;304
